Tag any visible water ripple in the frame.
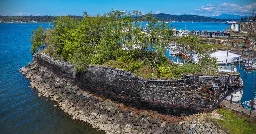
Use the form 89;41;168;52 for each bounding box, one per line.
0;23;101;134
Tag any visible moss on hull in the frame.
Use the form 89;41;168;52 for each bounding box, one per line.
33;53;242;115
20;54;230;133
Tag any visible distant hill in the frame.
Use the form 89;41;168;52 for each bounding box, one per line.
151;13;239;22
210;14;243;20
0;16;55;23
0;13;240;23
0;16;82;23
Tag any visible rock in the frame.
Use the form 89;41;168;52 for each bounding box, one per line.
101;124;112;131
91;112;98;117
124;127;132;133
153;127;165;134
124;124;132;133
160;122;166;128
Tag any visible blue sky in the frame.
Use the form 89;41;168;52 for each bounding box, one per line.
0;0;256;16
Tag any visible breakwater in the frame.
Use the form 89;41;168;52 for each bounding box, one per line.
20;53;242;133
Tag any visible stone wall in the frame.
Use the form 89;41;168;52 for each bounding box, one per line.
33;53;242;116
20;58;227;133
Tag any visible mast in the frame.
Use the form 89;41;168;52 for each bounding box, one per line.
252;10;255;21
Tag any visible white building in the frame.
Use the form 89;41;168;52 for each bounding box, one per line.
230;23;239;32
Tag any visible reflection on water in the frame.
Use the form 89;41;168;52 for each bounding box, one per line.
0;23;102;134
237;65;256;103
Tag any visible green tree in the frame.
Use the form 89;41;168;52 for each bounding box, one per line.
30;10;218;78
49;16;80;60
30;26;45;54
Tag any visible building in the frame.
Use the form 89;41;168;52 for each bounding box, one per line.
230;23;240;32
240;22;256;35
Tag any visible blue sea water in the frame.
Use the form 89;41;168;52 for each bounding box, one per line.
0;22;254;133
0;23;102;134
139;21;230;31
169;22;229;31
237;67;256;102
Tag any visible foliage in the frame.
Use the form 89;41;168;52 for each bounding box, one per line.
197;54;218;75
213;108;256;134
30;10;219;79
30;26;46;54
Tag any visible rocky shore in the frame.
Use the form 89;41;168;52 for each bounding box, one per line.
20;54;228;133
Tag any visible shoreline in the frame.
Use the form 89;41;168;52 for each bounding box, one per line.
19;54;230;133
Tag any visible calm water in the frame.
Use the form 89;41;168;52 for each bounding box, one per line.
0;22;254;133
237;66;256;102
169;22;229;31
139;21;229;31
0;23;102;134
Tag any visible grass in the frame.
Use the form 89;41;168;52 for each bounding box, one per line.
103;60;158;79
103;60;203;79
212;108;256;134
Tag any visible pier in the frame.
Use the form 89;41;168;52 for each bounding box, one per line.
221;100;256;118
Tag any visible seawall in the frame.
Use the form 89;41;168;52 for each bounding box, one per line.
20;53;242;133
34;53;242;115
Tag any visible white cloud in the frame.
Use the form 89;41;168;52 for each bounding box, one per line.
155;11;161;14
206;4;214;7
173;12;182;15
195;3;256;16
17;12;31;16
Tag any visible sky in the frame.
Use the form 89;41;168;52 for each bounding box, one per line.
0;0;256;16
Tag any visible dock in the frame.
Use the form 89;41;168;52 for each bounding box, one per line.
221;100;256;118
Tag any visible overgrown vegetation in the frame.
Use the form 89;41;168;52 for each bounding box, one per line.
30;10;218;79
30;26;45;54
212;108;256;134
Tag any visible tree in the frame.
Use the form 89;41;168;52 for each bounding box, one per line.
49;16;80;60
83;11;88;17
31;10;218;78
30;26;45;54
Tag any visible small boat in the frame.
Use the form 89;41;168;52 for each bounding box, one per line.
243;62;256;70
251;63;256;70
210;50;241;65
169;49;180;55
244;63;252;70
225;21;237;24
225;90;243;103
218;66;237;73
242;99;256;110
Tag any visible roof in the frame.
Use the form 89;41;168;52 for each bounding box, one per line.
210;50;240;58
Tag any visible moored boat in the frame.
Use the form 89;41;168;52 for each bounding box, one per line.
210;50;241;65
242;99;256;110
225;90;243;103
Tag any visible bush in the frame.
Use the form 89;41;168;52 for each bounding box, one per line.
30;26;45;54
213;109;256;134
31;10;218;79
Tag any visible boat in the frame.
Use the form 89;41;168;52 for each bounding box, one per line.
225;21;237;24
191;54;199;63
169;49;180;55
242;99;256;110
218;65;237;73
244;61;256;70
192;51;241;73
251;63;256;70
210;50;241;65
225;90;243;103
244;63;252;70
168;44;180;55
